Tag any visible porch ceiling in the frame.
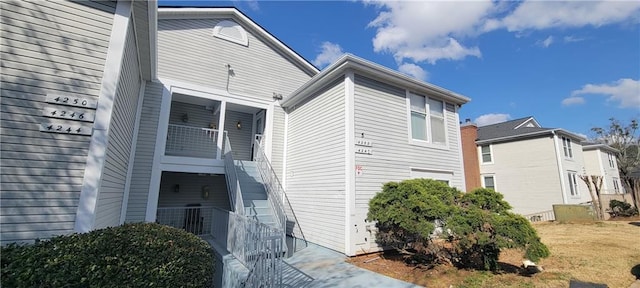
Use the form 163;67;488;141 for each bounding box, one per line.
172;93;262;114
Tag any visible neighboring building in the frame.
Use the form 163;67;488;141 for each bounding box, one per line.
582;143;623;194
1;1;470;283
460;117;593;216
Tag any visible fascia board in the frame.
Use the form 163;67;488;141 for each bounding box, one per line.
283;54;471;108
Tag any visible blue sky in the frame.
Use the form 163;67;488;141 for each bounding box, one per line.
159;1;640;138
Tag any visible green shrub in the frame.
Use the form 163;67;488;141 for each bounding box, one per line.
368;180;550;271
609;199;639;217
1;223;214;288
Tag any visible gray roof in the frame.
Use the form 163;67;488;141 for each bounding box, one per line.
477;116;553;141
475;116;587;145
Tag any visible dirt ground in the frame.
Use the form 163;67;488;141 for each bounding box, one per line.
347;219;640;288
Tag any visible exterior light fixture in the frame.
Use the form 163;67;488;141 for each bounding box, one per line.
236;121;241;130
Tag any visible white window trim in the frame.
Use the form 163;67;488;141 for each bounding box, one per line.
479;144;494;165
481;174;496;191
567;171;580;197
562;136;573;159
612;177;620;194
406;91;449;149
212;20;249;46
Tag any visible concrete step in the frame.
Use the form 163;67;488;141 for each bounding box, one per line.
243;199;270;208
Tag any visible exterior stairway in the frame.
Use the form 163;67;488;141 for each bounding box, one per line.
235;160;277;227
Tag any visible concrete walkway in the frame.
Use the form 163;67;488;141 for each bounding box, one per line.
283;243;422;288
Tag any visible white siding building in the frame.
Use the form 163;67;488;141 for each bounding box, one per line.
461;116;621;217
1;2;471;285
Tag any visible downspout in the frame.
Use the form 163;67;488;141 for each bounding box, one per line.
552;131;568;204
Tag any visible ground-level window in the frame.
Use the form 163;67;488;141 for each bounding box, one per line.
613;177;620;193
481;145;492;163
568;171;579;196
409;93;446;145
410;169;453;186
482;175;495;190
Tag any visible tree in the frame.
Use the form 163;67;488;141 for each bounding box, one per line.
591;118;640;210
367;179;549;271
579;175;604;220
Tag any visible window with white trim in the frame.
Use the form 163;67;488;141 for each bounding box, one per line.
567;171;579;196
562;137;573;158
481;145;492;163
613;177;620;193
409;93;446;145
482;175;495;190
608;153;615;168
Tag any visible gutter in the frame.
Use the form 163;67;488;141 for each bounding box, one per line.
477;128;587;145
281;54;471;108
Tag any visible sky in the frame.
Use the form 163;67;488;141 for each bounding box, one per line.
159;0;640;138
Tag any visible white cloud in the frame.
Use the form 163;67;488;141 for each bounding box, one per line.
475;113;512;126
496;1;640;32
312;42;344;68
397;63;428;81
561;96;586;106
537;36;554;48
365;1;640;64
563;35;586;43
571;78;640;108
366;1;491;64
233;0;259;11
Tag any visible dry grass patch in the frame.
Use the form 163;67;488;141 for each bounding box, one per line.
348;220;640;287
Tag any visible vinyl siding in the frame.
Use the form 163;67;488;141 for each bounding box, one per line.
157;18;312;102
353;75;464;207
94;19;142;229
224;110;253;161
352;75;465;251
285;78;346;253
169;101;220;128
559;140;591;204
158;172;230;210
481;137;566;215
583;149;622;194
270;105;286;179
0;0;115;244
125;82;164;222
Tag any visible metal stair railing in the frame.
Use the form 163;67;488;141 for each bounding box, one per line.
254;139;308;250
223;132;245;215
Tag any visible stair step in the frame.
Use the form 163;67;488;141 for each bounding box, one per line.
245;206;271;215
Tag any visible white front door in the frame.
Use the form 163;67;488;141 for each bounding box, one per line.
252;110;266;160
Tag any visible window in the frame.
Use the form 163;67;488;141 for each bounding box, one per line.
482;175;495;190
608;153;615;168
481;145;492;163
409;93;446;144
567;171;579;196
613;177;620;193
562;137;573;158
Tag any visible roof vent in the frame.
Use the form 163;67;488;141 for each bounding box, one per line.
212;20;248;46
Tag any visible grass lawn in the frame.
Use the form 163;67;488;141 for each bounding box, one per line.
347;220;640;287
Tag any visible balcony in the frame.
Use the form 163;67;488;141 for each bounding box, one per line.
165;124;220;159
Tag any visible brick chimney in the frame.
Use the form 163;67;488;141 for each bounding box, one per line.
460;119;481;192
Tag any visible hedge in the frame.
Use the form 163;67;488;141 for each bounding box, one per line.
1;223;214;287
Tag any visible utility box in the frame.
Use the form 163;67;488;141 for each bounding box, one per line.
553;204;597;222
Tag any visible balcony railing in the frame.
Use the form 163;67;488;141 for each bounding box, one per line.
156;206;214;236
254;139;307;252
157;206;283;287
165;124;219;158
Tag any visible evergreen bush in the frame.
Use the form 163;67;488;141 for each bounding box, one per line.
1;223;214;288
368;179;550;271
